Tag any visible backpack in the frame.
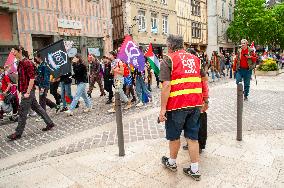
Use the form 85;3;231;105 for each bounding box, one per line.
118;62;130;77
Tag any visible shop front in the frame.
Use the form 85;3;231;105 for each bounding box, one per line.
0;5;19;66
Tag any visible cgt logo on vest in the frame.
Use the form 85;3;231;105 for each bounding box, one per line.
179;53;197;74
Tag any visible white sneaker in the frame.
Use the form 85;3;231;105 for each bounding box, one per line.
107;108;115;113
35;118;42;122
83;108;91;113
136;102;144;107
29;111;37;117
65;110;73;116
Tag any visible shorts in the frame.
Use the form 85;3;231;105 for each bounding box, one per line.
124;75;132;86
165;108;201;141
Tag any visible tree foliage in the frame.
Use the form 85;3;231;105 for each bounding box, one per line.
227;0;284;48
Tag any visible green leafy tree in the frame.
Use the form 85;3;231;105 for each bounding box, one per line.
227;0;284;48
271;2;284;48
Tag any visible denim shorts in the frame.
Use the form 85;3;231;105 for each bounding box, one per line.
165;108;201;141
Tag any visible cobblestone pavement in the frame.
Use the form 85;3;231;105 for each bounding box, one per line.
0;130;283;188
1;75;284;171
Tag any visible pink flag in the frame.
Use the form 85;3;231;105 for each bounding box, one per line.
4;52;17;73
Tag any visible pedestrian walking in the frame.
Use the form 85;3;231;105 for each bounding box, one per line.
183;48;210;154
159;35;209;181
49;75;61;106
65;54;92;116
102;56;114;104
1;66;18;120
122;62;136;103
233;39;257;101
87;54;105;98
7;46;55;141
107;51;132;113
145;62;152;92
219;52;226;77
59;72;73;112
210;51;220;81
34;54;60;113
134;67;152;107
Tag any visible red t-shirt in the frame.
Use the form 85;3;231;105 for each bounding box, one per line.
1;75;11;92
240;48;249;69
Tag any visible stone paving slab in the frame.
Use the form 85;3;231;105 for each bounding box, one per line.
0;130;283;188
0;78;229;160
1;75;284;172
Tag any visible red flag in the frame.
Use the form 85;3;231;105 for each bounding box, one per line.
250;42;256;52
4;52;17;73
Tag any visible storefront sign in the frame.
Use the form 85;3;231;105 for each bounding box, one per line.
88;48;100;56
58;19;82;30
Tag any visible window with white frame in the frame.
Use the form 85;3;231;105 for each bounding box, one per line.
222;2;225;17
191;0;201;16
162;15;168;34
138;10;146;31
151;13;158;33
228;6;232;21
161;0;167;5
192;22;201;38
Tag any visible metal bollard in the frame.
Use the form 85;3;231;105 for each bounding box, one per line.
237;83;243;141
115;92;125;156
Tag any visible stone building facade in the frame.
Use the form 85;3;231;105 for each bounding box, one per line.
207;0;235;57
9;0;113;58
0;0;19;65
177;0;208;51
112;0;177;56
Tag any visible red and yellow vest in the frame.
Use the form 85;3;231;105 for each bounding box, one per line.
166;50;203;111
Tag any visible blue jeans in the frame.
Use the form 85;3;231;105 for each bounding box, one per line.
60;82;73;108
225;65;230;75
211;68;220;81
135;75;151;103
70;82;92;111
114;77;128;103
229;65;233;78
236;69;252;97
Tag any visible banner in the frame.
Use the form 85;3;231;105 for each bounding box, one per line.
117;35;145;72
38;39;71;78
4;52;17;73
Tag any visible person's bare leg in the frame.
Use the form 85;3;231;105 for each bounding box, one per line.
187;139;199;163
169;139;180;159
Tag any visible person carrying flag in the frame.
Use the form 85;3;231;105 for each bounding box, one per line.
107;50;132;113
233;39;257;101
7;46;55;141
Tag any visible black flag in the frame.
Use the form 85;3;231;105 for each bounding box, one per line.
38;39;71;78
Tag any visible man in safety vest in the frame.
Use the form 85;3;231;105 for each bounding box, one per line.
159;35;209;181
